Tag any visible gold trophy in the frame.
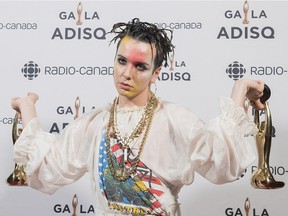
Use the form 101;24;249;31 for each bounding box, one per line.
251;84;285;189
242;1;249;24
76;2;83;25
244;197;250;216
72;194;78;216
74;96;80;120
7;112;27;186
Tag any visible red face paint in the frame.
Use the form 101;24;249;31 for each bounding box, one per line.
113;36;158;106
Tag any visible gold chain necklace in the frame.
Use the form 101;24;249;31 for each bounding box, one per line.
105;92;159;181
113;102;146;162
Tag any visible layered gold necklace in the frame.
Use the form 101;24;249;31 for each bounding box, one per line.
106;92;159;181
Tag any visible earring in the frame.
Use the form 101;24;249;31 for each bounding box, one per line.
150;82;157;95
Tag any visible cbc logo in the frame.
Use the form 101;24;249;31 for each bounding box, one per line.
21;61;41;80
226;61;246;80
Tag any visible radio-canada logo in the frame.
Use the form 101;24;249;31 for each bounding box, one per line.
21;61;40;80
226;61;246;80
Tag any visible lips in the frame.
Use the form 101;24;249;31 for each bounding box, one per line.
119;82;132;90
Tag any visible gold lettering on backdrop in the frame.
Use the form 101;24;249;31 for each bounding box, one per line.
74;96;80;119
76;2;83;25
243;1;249;24
244;197;250;216
72;194;78;216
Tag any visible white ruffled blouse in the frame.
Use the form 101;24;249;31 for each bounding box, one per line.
13;97;257;216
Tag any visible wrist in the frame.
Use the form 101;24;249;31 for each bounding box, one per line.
231;80;248;107
19;99;37;127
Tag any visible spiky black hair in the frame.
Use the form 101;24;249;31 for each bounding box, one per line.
109;18;175;70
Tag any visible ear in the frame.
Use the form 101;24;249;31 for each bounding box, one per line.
151;67;161;83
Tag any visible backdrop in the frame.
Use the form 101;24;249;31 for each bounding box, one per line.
1;0;287;215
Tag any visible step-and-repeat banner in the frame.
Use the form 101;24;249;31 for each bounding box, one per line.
1;0;287;215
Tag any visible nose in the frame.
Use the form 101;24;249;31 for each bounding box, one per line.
122;65;132;80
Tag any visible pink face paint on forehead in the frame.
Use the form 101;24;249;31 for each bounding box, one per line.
127;49;147;64
120;36;153;66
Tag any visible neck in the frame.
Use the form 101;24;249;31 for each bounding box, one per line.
117;91;150;108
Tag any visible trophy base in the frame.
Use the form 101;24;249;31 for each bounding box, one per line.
251;168;285;189
7;174;28;186
251;179;285;189
7;181;27;186
6;168;28;186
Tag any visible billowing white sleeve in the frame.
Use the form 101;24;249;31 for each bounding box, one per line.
140;97;257;189
13;109;102;194
187;97;257;184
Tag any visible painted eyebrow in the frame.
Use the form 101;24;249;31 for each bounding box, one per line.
116;54;151;67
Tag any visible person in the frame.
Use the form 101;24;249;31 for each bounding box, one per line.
12;18;265;215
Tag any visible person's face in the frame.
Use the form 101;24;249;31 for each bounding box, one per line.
113;36;160;105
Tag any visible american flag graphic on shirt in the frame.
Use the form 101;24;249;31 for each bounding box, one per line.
98;129;166;215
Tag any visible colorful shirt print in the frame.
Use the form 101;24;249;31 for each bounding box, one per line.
98;129;166;215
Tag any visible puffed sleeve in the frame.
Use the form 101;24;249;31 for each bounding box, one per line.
186;97;257;184
13;109;103;194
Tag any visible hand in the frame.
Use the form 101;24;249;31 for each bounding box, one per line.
245;80;266;110
11;92;39;127
231;79;265;110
